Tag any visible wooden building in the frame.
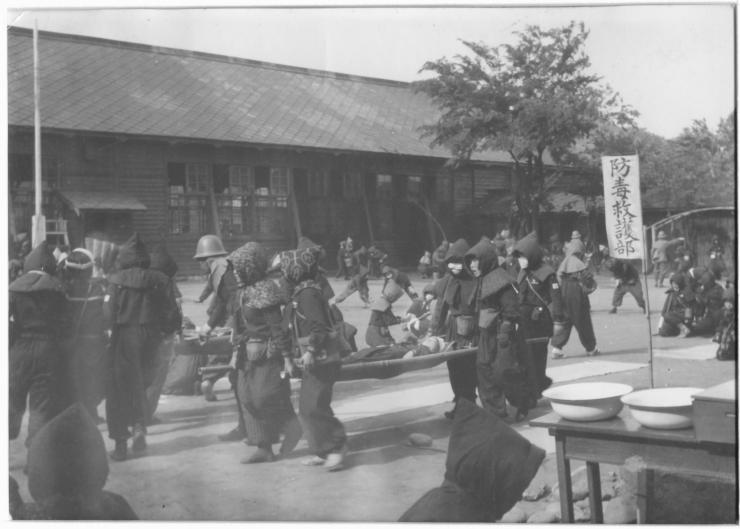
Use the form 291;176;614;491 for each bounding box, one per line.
8;27;593;275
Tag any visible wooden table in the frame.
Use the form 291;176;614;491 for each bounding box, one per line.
530;411;737;523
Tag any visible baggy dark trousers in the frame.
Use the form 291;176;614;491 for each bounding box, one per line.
238;357;297;446
298;362;346;457
106;325;161;440
145;335;175;422
550;281;597;352
475;331;506;416
9;336;65;446
445;317;478;403
612;282;645;309
68;334;108;420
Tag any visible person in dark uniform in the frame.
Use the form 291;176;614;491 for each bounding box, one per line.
9;241;71;451
431;238;478;418
551;238;599;359
511;233;563;400
688;270;725;337
194;234;237;402
104;233;181;461
145;243;183;424
367;243;388;279
605;257;646;314
60;248;109;422
658;273;697;337
466;237;519;419
229;242;301;464
364;265;418;347
281;237;348;471
431;240;450;280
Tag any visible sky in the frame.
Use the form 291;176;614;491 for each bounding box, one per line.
5;2;737;139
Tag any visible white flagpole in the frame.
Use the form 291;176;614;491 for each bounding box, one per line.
642;227;655;388
32;20;46;247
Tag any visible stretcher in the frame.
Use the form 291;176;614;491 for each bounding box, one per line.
182;333;476;382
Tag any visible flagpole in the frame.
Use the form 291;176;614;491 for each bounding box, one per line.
32;19;46;247
642;225;655;388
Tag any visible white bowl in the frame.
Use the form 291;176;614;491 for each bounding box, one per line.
542;382;634;421
620;387;702;429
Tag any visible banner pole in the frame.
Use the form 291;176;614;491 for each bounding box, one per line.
642;225;655;388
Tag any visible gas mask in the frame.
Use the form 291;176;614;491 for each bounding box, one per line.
518;256;529;270
448;262;463;276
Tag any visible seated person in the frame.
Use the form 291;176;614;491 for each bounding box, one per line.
689;270;725;337
399;399;545;522
658;273;696;337
14;403;137;520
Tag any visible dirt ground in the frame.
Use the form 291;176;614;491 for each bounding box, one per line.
7;270;736;521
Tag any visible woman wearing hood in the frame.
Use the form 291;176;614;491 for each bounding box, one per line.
688;270;725;337
658;273;697;337
551;238;599;359
60;247;109;423
229;242;301;464
9;241;71;449
430;238;478;418
465;237;519;419
511;233;563;397
104;233;181;461
281;237;348;471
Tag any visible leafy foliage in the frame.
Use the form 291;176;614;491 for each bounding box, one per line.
414;22;638;234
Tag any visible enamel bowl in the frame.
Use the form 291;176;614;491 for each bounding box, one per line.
542;382;634;421
620;387;702;430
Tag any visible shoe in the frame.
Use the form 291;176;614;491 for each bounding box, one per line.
551;348;565;359
240;447;275;464
131;426;147;454
586;348;600;357
678;324;690;338
110;440;127;461
609;307;617;314
218;428;246;442
302;455;326;466
325;445;348;472
201;380;217;402
279;417;303;456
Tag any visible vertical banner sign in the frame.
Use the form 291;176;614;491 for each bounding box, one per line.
601;155;644;259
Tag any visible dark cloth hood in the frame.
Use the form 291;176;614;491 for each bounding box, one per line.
512;232;544;269
444;238;471;263
23;241;57;275
444;399;545;520
465;237;499;276
27;404;109;503
669;272;687;289
229;242;268;287
280;246;321;284
9;271;65;294
116;233;149;270
149;243;178;278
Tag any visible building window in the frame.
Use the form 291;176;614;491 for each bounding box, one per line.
9;154;59;235
168;162;208;234
376;174;393;200
214;164;252;236
270;167;289;207
407;176;422;201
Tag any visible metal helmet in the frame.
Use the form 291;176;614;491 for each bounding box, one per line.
194;234;227;260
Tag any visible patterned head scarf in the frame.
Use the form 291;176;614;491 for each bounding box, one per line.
228;242;268;287
280;237;321;284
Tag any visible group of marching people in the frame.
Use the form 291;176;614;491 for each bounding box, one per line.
9;234;183;464
422;231;599;422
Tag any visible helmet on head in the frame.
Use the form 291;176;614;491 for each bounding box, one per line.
194;235;227;260
657;230;667;240
571;230;582;240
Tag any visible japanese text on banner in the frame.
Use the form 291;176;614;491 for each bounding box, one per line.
601;155;644;259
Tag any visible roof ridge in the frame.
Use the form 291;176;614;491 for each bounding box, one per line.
8;25;411;89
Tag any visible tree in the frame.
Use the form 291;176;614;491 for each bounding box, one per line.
414;22;637;235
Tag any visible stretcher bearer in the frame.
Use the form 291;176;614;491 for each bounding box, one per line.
104;233;181;461
194;234;238;401
431;238;478;419
605;257;646;314
9;241;71;449
281;237;348;471
61;248;109;422
512;232;563;399
364;265;417;347
465;237;518;418
229;242;301;464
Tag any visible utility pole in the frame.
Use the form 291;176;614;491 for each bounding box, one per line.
32;20;46;247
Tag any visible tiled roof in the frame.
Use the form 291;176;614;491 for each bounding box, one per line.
57;190;147;214
8;27;520;164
